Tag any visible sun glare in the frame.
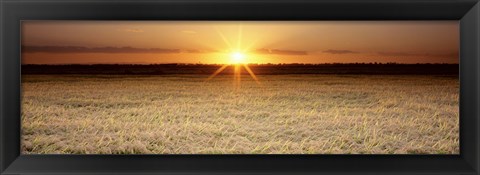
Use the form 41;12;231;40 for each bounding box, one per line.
205;25;260;87
231;52;246;64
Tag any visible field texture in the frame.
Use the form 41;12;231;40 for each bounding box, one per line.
21;74;459;154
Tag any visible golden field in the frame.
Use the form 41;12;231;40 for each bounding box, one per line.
21;74;459;154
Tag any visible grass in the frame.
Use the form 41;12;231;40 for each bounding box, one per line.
21;74;459;154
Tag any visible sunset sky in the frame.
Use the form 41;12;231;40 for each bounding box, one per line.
22;21;459;64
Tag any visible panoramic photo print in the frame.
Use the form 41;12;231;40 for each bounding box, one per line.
21;21;459;154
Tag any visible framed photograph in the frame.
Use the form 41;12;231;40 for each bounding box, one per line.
1;0;479;174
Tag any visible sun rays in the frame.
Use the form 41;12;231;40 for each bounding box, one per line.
206;25;261;87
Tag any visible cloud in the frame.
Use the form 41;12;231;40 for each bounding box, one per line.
123;29;144;33
186;49;201;53
184;49;217;53
377;51;458;58
255;48;307;55
323;49;358;54
22;46;180;54
181;30;197;34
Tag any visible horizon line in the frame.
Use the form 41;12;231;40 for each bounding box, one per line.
21;62;460;66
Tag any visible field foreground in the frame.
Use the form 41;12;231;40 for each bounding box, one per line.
21;74;459;154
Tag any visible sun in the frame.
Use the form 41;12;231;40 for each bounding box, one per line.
205;25;260;87
230;52;246;64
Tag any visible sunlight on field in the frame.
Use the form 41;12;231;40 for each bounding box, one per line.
21;75;459;154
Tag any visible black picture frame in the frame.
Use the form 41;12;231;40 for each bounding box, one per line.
1;0;479;174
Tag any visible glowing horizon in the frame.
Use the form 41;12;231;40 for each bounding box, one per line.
22;21;459;64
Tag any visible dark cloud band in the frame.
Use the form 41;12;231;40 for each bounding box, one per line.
323;49;358;54
255;48;307;55
22;46;180;54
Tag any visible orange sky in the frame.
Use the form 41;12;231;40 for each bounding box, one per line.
21;21;459;64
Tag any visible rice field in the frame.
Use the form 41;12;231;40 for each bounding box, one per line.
21;74;459;154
